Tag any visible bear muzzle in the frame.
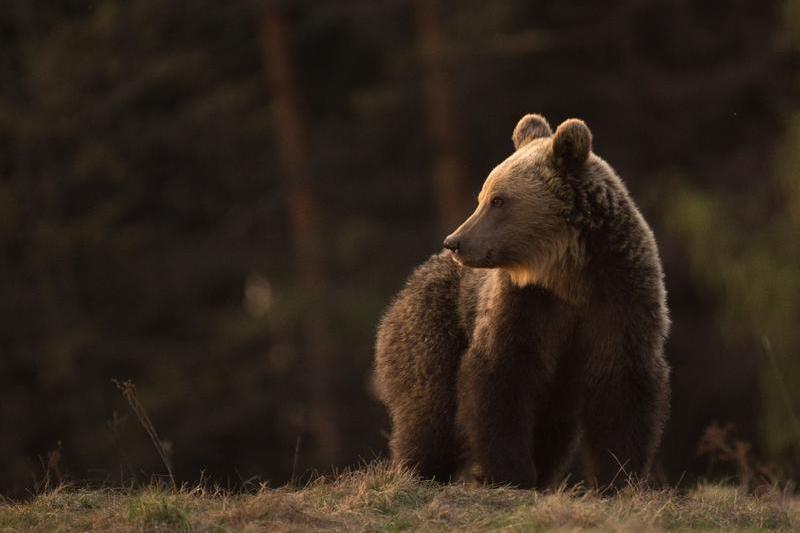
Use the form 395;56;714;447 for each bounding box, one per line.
442;235;460;253
443;236;497;269
444;204;502;268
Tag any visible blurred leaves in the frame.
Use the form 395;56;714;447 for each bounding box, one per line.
656;93;800;471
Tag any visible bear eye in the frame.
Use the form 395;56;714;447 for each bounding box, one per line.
491;196;504;208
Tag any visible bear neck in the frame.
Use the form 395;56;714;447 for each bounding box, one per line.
501;232;587;305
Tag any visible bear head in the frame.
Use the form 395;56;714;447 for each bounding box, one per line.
443;113;592;288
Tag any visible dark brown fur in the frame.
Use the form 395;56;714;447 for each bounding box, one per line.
374;114;670;489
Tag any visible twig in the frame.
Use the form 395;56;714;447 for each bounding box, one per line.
603;451;631;495
111;379;176;490
761;336;800;460
290;435;302;487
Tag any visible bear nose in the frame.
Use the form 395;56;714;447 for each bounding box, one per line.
443;235;460;252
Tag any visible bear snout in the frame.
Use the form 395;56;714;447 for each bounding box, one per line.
443;235;460;253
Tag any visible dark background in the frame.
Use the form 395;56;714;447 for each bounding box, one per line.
2;0;799;497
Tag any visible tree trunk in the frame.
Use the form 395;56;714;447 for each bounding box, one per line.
261;2;340;468
414;0;471;235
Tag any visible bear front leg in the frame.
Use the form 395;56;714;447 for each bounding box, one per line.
532;414;580;489
532;356;583;489
581;356;670;489
456;347;537;488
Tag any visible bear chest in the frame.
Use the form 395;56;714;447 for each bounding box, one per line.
471;284;578;380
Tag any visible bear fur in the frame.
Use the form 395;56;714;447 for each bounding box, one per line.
374;114;670;489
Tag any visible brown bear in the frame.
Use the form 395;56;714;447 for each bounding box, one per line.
373;114;670;489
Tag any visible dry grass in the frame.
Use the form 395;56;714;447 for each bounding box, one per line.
1;462;799;532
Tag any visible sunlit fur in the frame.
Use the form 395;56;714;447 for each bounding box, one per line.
456;132;588;303
502;229;584;303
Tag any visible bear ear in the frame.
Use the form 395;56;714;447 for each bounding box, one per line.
512;113;552;150
552;118;592;172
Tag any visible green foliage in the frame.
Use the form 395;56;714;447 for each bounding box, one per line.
659;177;800;346
656;168;800;471
649;0;800;475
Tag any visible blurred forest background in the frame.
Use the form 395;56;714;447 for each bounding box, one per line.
1;0;800;497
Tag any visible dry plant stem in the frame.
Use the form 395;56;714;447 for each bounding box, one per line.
697;422;751;488
291;435;302;487
761;336;800;458
111;379;177;490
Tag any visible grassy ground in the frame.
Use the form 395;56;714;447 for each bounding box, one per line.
1;463;798;532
